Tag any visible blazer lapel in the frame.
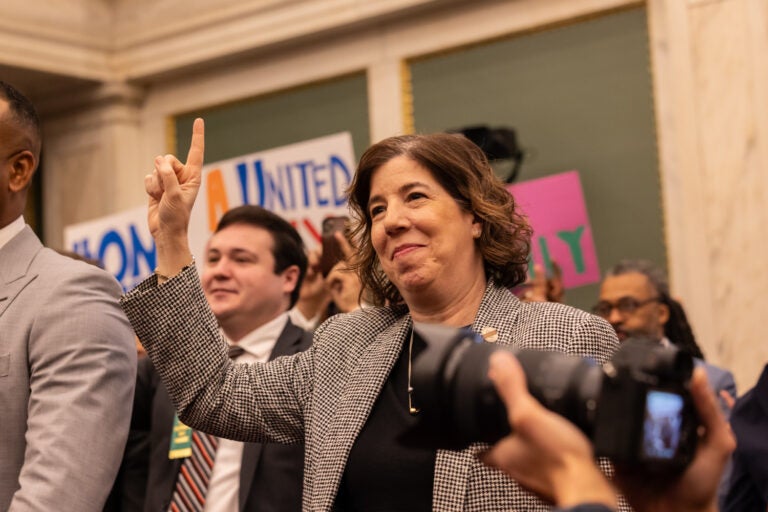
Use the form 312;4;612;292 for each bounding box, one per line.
238;443;260;512
238;319;308;511
0;226;41;319
433;280;520;510
312;316;410;511
269;321;306;360
0;277;36;318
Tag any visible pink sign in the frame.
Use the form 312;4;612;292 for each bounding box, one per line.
508;170;600;288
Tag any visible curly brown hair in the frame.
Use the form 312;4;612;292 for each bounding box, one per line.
347;133;532;306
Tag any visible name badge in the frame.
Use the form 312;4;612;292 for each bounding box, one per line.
168;414;193;459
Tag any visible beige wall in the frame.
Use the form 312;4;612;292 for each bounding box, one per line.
2;0;766;390
648;0;768;391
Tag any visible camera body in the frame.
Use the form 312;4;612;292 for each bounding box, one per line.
404;324;698;472
590;339;698;469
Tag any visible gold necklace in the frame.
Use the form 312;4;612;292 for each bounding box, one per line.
407;329;420;415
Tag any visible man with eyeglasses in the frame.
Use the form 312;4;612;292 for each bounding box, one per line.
594;259;736;415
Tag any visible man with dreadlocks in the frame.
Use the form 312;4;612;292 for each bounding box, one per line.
592;259;736;416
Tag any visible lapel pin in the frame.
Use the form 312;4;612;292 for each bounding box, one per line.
480;326;499;343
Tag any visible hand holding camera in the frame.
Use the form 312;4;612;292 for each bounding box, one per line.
487;353;732;512
480;351;618;509
612;366;735;512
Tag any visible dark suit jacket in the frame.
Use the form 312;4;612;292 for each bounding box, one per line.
112;320;311;512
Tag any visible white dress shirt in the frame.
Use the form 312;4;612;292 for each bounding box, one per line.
203;312;290;512
0;215;25;251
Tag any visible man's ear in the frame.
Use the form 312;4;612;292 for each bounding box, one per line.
8;150;36;192
657;301;670;326
281;264;301;294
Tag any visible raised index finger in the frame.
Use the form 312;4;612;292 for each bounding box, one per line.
185;118;205;170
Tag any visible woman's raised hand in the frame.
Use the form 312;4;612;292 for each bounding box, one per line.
145;118;205;277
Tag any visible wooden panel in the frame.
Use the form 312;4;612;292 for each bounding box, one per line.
174;72;369;164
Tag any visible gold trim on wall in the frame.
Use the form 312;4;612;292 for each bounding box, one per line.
644;2;671;278
165;115;177;156
400;60;415;135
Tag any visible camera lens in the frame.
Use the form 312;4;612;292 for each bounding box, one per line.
516;350;602;436
403;326;697;473
407;325;510;449
407;324;601;449
448;340;511;445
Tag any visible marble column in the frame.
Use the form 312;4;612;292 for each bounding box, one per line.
38;82;146;249
649;0;768;390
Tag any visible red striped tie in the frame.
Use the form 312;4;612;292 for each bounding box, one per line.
168;431;219;512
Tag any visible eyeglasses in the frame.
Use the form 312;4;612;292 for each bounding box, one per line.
592;296;661;318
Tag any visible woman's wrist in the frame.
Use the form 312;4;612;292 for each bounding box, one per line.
154;234;193;283
155;256;194;284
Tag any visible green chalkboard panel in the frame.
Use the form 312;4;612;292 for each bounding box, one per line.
174;72;370;164
410;6;663;312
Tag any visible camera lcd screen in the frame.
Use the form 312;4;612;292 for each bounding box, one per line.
641;390;684;460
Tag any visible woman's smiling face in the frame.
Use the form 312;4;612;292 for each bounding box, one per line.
368;155;482;300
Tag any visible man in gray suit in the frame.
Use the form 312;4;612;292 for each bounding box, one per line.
0;80;136;511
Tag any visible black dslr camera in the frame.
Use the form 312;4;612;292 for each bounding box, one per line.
401;324;699;472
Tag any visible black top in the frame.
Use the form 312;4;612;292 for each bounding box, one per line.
336;332;436;511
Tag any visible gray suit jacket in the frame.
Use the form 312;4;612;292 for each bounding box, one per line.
122;266;620;511
0;226;137;511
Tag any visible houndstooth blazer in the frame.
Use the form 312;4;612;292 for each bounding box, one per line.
122;265;621;512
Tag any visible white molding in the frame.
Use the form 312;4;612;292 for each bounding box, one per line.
38;82;145;119
381;0;642;60
136;0;641;132
0;31;112;81
0;0;111;47
0;0;111;79
647;0;718;350
114;0;445;49
0;0;640;84
367;60;407;142
116;0;641;80
647;3;705;289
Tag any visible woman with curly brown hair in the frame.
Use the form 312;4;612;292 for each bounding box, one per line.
122;119;620;511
